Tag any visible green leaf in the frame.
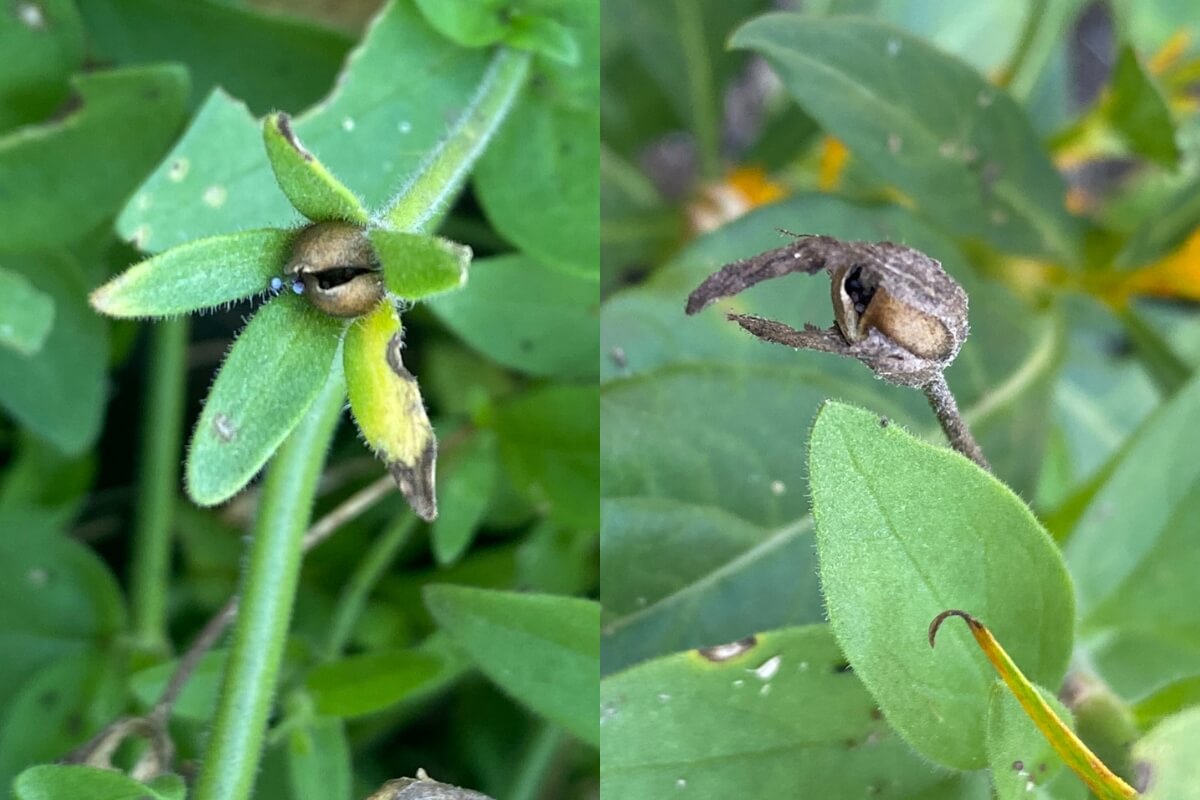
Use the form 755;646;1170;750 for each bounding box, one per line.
89;228;290;318
0;656;106;789
494;384;598;529
986;683;1078;799
730;15;1081;261
508;13;581;65
287;717;352;800
117;0;493;252
1106;44;1181;167
1132;705;1200;799
428;253;599;380
808;401;1074;769
0;64;188;252
368;229;470;299
475;101;598;275
425;585;599;746
432;433;499;565
0;512;125;712
305;650;442;718
0;267;54;355
263;112;368;224
77;0;352;115
1066;372;1200;637
0;255;108;455
413;0;508;46
1117;174;1200;266
0;0;84;134
185;295;344;506
14;765;183;800
601;625;962;798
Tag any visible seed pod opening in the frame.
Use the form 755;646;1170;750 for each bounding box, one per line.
686;234;969;387
285;221;384;318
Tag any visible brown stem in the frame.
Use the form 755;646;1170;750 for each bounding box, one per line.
922;374;991;472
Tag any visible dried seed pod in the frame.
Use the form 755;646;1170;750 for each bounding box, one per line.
686;234;969;387
284;220;384;317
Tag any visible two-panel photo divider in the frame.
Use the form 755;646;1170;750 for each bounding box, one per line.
0;1;1198;798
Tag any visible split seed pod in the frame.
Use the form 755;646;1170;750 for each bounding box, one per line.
685;234;969;387
285;220;384;318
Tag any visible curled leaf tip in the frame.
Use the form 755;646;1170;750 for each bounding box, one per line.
273;112;312;161
389;438;438;522
928;608;980;647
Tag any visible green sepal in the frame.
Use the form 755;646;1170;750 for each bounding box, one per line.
262;112;369;224
344;302;438;520
368;229;471;300
186;295;344;506
90;229;290;319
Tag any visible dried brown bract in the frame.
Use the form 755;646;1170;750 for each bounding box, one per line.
685;233;969;388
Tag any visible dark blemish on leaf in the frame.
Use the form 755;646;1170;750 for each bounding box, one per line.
519;339;533;352
213;413;237;443
879;416;889;428
38;691;58;709
1106;334;1134;358
870;706;883;721
833;660;853;674
65;712;83;737
1012;760;1024;772
844;737;860;749
277;113;313;161
696;636;757;662
1133;761;1152;792
142;86;161;102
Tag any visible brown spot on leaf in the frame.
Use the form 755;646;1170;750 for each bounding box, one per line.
833;660;854;674
276;112;313;161
1013;760;1024;772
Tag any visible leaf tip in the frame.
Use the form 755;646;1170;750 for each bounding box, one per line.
388;438;438;522
271;111;313;162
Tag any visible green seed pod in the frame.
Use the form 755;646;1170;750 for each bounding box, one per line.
285;221;384;318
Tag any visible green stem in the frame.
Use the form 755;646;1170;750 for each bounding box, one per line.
193;370;346;800
996;0;1045;91
129;318;189;655
1112;302;1190;397
674;0;719;178
324;512;419;659
384;47;531;234
508;724;565;800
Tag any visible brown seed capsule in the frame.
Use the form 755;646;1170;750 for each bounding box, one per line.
686;234;969;387
284;221;384;317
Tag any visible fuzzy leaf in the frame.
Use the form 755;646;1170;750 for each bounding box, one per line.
344;302;437;520
431;433;498;565
808;401;1074;769
425;585;599;746
986;682;1080;800
90;229;290;318
0;64;188;252
1106;43;1180;168
186;295;343;506
14;766;183;800
0;268;54;355
305;650;443;718
1134;705;1200;798
602;625;968;798
263;112;368;224
368;229;470;300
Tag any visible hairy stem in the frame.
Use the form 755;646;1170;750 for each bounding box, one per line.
923;373;990;471
384;47;530;234
193;370;346;800
130;318;189;654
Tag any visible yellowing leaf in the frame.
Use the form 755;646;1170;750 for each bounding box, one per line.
344;302;437;520
1109;227;1200;303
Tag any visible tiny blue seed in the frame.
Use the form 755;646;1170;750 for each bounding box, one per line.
269;277;283;292
291;280;305;294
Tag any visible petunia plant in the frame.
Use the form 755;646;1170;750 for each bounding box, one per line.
90;100;507;521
